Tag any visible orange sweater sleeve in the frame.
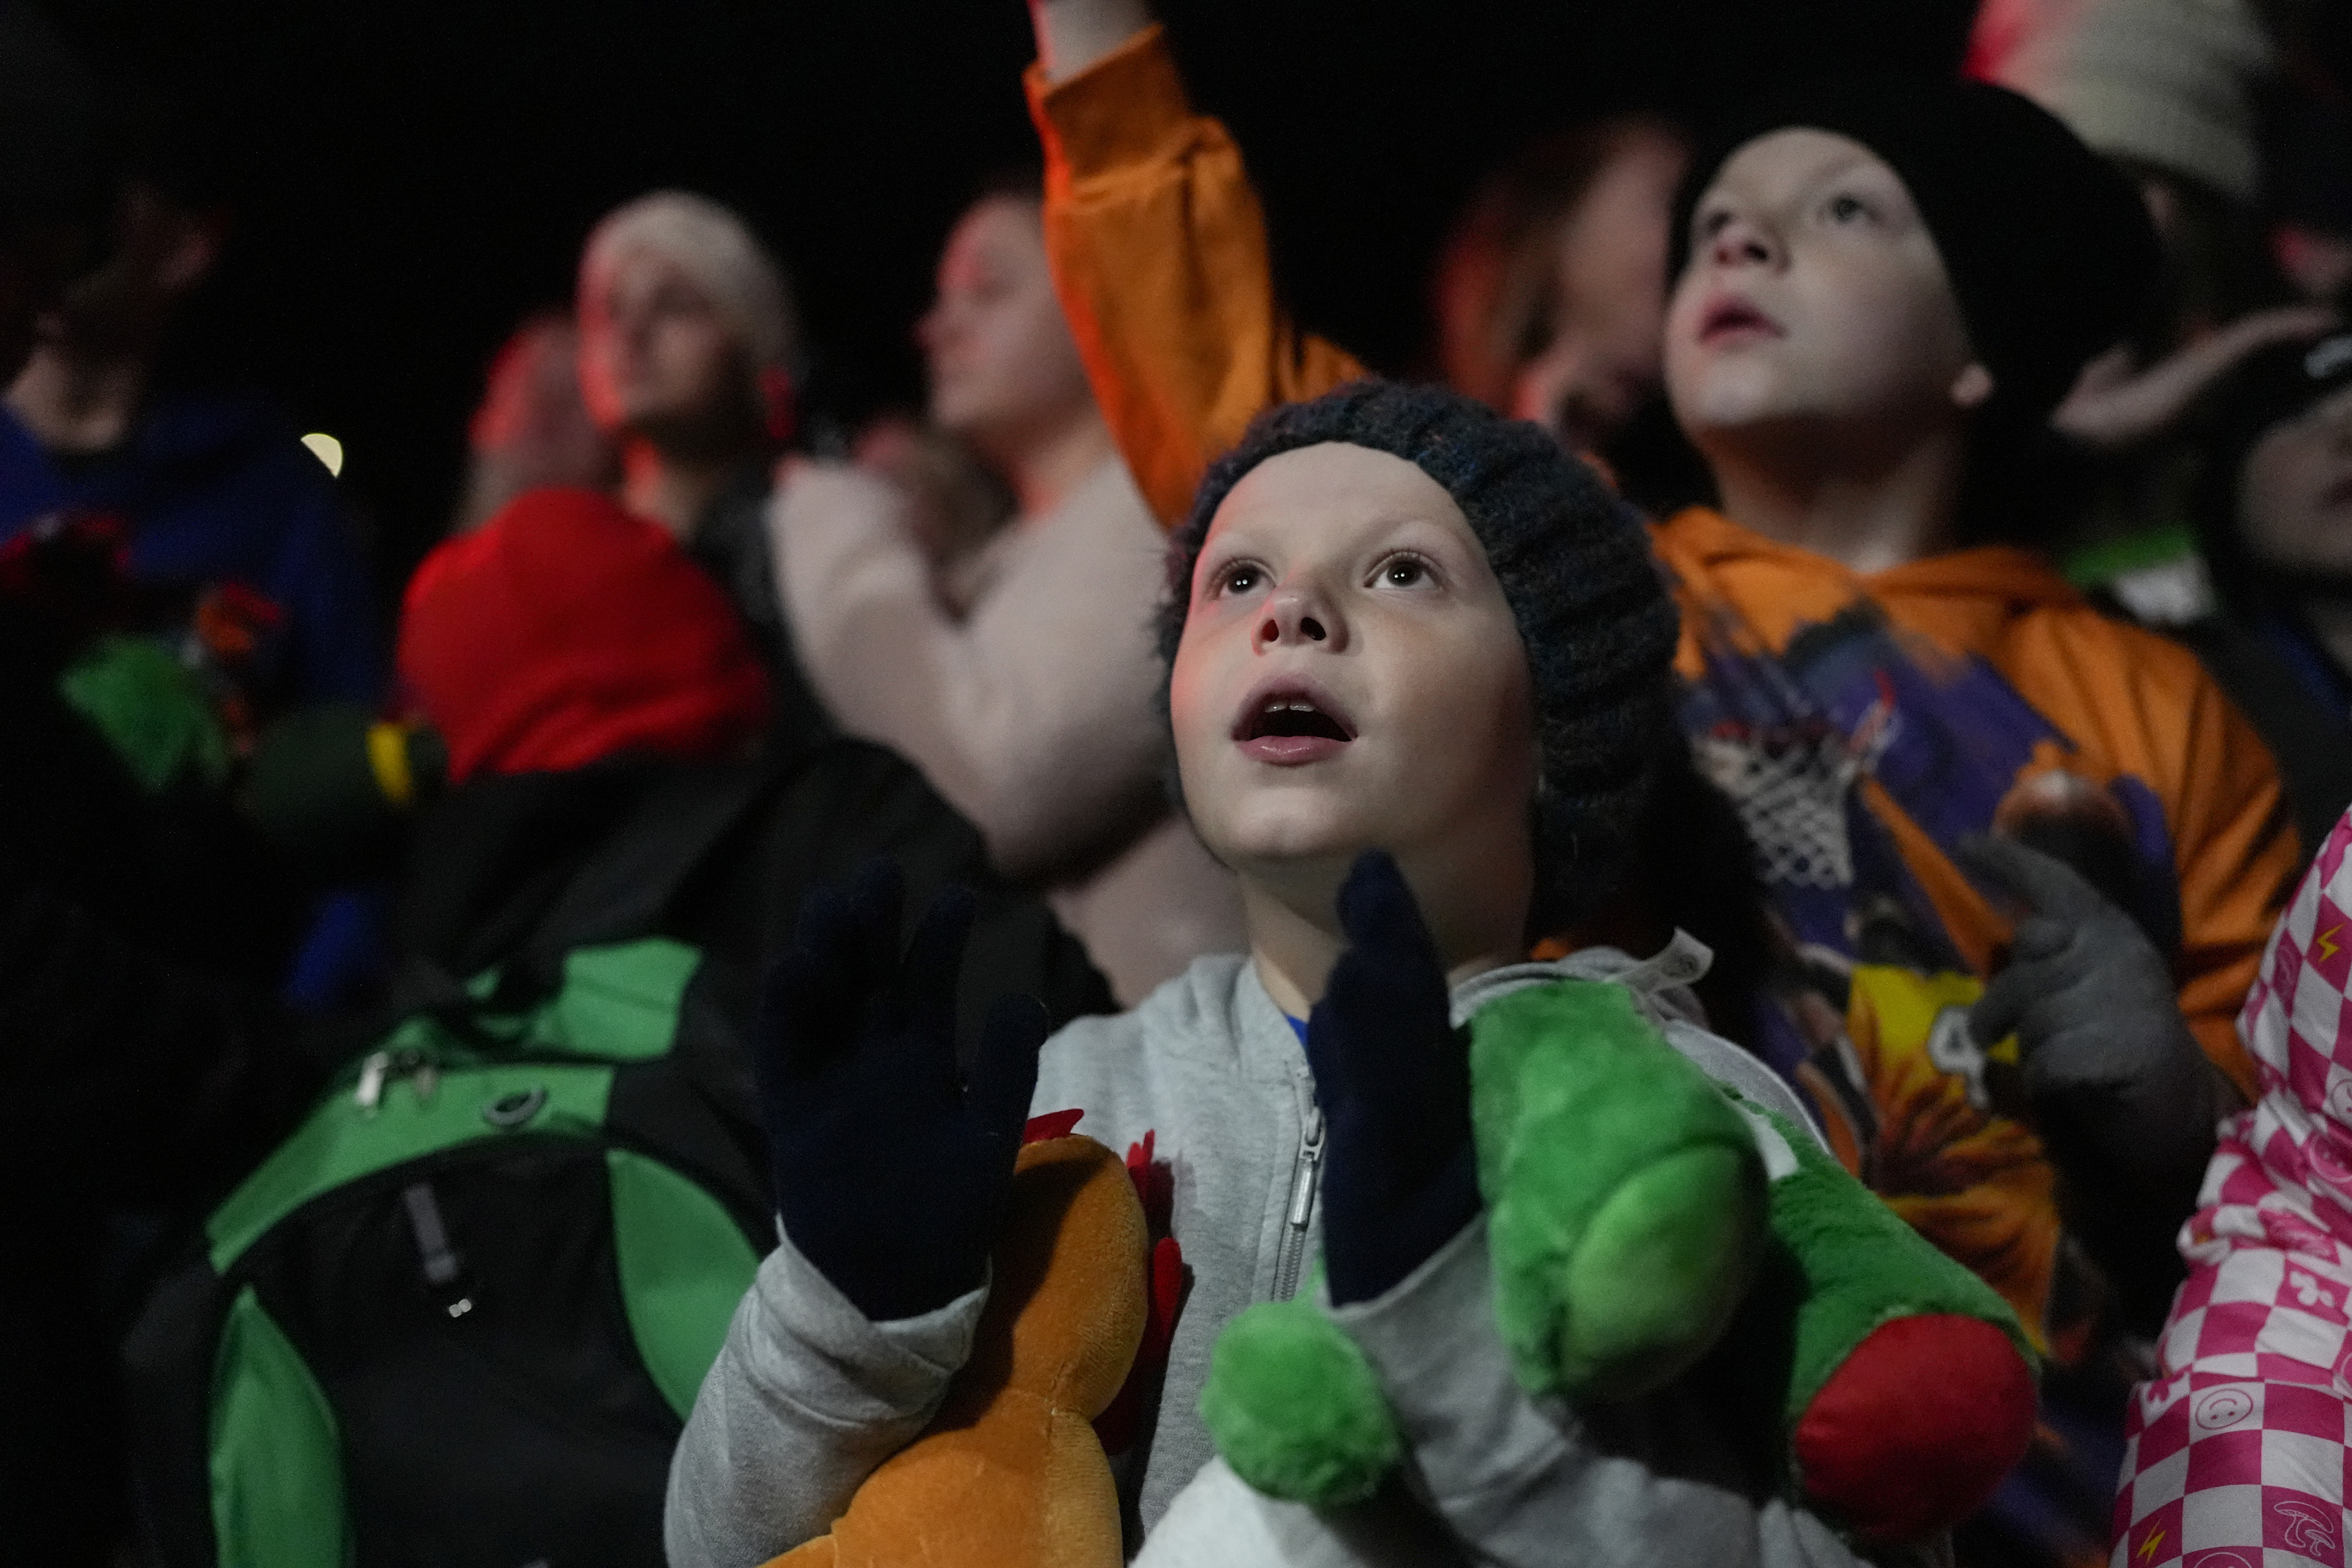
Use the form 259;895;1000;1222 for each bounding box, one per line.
1026;26;1369;529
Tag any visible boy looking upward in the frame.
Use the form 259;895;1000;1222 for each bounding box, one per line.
670;384;2016;1565
1020;0;2297;1438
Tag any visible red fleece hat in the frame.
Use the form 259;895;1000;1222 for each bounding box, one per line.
398;486;770;783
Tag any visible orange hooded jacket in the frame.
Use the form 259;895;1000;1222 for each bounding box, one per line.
1027;27;2298;1346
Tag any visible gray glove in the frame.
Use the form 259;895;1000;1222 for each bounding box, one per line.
1961;834;2231;1190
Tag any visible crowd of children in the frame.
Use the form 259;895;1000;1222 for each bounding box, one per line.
5;1;2352;1565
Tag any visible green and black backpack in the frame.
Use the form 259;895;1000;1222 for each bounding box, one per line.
124;771;778;1568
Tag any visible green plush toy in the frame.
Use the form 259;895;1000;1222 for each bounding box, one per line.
1199;977;2039;1547
57;634;232;794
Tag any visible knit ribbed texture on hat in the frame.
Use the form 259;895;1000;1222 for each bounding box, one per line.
1158;381;1680;927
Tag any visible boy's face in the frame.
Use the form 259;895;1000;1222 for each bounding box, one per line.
1169;442;1536;906
1663;129;1988;457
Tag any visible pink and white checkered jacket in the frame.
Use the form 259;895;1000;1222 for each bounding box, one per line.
2112;816;2352;1566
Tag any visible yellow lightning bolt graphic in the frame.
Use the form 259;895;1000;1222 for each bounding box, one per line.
2320;925;2343;963
2136;1526;2165;1561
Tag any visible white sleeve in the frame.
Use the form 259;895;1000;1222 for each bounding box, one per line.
662;1227;986;1568
770;458;1172;882
1136;1457;1468;1567
1331;1220;1864;1568
1137;1219;1870;1568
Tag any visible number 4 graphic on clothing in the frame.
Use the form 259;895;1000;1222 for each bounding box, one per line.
1924;1004;1992;1110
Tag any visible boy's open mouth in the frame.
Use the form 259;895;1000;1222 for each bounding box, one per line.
1698;295;1782;347
1242;697;1352;742
1233;681;1356;765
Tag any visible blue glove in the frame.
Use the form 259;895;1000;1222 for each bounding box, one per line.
756;859;1049;1321
1306;851;1480;1306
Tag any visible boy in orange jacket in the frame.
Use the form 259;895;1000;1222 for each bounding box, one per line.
1020;8;2301;1549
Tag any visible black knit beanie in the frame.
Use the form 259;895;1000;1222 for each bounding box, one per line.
1157;380;1680;930
1670;75;2161;429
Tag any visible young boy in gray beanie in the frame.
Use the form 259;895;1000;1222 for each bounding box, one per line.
1011;9;2307;1559
664;381;2020;1567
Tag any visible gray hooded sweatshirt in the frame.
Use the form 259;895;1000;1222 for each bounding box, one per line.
664;943;1892;1568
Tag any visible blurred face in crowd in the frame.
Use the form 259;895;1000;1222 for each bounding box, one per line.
1510;124;1686;450
578;246;755;453
1169;442;1536;938
917;193;1095;467
1664;129;1991;468
457;314;618;528
2239;381;2352;579
32;181;216;363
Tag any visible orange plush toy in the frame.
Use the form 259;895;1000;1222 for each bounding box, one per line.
766;1134;1149;1568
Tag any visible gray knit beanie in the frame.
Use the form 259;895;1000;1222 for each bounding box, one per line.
1157;380;1680;928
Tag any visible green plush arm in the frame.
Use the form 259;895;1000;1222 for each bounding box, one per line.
1470;979;1769;1401
1198;1283;1400;1506
1202;976;1775;1506
1200;975;2036;1548
1728;1099;2040;1544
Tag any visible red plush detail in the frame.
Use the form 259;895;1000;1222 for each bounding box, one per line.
1793;1313;2036;1544
1126;1131;1173;1235
1094;1133;1189;1454
1094;1236;1185;1453
1022;1109;1084;1144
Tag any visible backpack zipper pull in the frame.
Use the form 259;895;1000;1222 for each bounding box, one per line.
401;1181;473;1319
354;1051;391;1114
354;1047;435;1115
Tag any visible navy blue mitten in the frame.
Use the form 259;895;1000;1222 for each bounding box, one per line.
1306;851;1481;1306
756;859;1050;1321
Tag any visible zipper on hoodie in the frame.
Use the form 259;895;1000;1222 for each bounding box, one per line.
1271;1101;1324;1301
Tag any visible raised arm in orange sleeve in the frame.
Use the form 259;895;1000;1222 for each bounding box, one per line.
1026;25;1368;528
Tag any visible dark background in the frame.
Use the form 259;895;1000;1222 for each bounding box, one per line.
41;0;1975;598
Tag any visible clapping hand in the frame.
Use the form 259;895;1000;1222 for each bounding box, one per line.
756;860;1049;1321
1305;851;1480;1306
